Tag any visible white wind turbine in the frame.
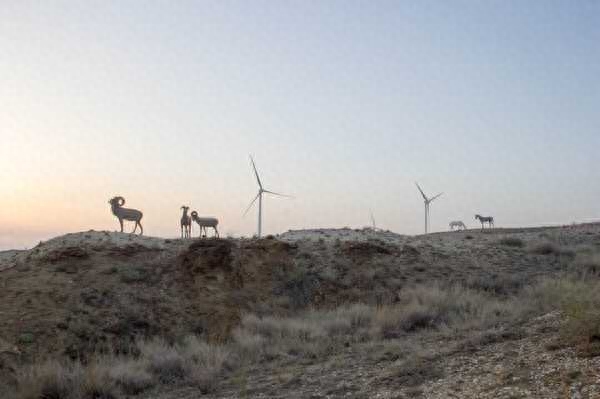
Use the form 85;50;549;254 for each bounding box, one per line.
415;182;443;234
370;210;377;230
244;155;291;237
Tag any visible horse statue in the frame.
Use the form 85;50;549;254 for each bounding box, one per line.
475;214;494;230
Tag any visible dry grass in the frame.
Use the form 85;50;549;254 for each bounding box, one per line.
107;358;154;394
465;273;523;295
572;251;600;276
10;272;600;397
387;356;444;387
15;359;117;399
373;284;514;338
528;241;561;255
521;277;600;355
556;280;600;356
139;338;186;383
231;288;519;362
12;337;231;398
180;336;232;392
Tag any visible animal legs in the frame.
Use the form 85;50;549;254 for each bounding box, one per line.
119;219;124;233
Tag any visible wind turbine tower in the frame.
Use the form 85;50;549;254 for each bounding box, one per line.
415;182;443;234
244;155;291;237
370;210;377;230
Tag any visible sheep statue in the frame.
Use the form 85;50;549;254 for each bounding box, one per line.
180;206;192;238
449;221;467;231
108;196;143;235
191;211;219;238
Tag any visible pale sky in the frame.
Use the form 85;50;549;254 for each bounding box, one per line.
1;1;599;249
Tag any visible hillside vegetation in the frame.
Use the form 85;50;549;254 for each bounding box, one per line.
1;225;599;398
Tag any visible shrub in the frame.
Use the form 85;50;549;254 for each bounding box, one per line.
387;356;444;387
107;358;154;394
15;360;73;399
372;285;512;338
233;304;375;361
18;333;35;344
15;360;116;399
522;278;600;355
499;237;524;248
119;268;147;283
318;265;338;281
465;274;523;295
375;305;434;337
139;338;185;383
572;252;600;276
528;241;560;255
521;278;581;314
274;265;320;309
231;328;265;362
181;336;232;393
79;362;117;399
558;281;600;356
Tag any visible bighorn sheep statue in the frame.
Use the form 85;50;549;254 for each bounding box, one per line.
191;211;219;238
108;196;143;235
449;221;467;231
180;206;192;238
475;214;494;230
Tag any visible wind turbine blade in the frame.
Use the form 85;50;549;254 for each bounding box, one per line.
263;190;293;198
415;182;428;201
430;192;444;202
249;155;263;189
243;193;260;216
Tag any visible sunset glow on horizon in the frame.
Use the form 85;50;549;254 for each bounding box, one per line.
2;1;599;250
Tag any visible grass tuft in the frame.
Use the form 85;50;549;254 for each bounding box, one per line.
499;237;524;248
528;241;561;255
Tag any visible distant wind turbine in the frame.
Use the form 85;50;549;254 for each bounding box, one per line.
370;210;377;230
244;155;291;237
415;182;443;234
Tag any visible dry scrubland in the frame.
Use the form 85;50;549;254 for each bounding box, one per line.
1;225;600;398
